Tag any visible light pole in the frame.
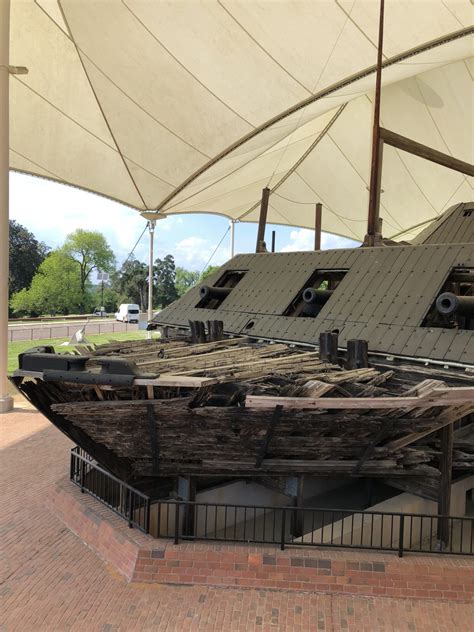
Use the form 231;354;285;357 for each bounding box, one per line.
140;211;164;339
96;272;109;312
146;219;155;339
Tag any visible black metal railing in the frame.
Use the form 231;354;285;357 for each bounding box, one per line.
70;447;150;533
70;449;473;557
151;500;473;557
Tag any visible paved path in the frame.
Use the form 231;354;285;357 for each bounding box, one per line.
1;402;472;631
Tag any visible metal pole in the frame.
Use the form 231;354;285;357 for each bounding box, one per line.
366;0;385;247
229;219;235;258
256;187;270;253
314;203;322;250
0;0;13;412
271;230;276;253
147;220;155;340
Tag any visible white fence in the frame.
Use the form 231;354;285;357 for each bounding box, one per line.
9;320;138;342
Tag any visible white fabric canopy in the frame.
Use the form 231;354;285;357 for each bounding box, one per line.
9;0;474;241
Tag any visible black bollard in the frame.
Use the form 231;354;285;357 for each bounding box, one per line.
346;339;369;369
319;331;339;364
207;320;224;342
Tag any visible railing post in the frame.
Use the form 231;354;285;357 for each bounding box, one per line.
174;502;180;545
80;458;86;493
128;488;134;528
145;498;151;535
280;508;286;551
398;514;405;558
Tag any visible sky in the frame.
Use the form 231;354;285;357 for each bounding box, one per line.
10;173;359;273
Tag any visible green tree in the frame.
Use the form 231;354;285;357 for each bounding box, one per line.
112;258;148;311
175;267;200;297
154;254;178;308
63;229;115;311
199;265;221;282
91;286;121;313
9;220;48;298
10;251;87;316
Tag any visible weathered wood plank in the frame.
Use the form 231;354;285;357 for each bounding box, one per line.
246;388;474;410
386;405;473;450
134;375;218;387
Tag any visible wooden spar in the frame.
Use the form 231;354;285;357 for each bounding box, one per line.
380;127;474;177
385;405;473;451
256;187;270;253
366;0;385;246
384;477;439;501
364;0;471;247
437;422;454;545
196;459;438;476
133;375;218;388
314;203;322;250
246;389;474;410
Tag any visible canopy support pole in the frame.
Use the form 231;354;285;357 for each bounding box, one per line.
229;219;235;258
366;0;385;247
256;187;270;253
380;127;474;176
0;0;13;413
314;203;322;250
147;220;156;340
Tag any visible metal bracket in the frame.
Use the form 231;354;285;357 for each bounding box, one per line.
5;65;29;75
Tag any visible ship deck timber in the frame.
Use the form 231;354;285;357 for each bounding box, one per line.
12;334;474;490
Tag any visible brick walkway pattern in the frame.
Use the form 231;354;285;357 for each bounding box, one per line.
1;403;473;631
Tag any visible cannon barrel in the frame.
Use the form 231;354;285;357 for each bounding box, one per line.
435;292;474;317
199;285;232;300
302;288;333;305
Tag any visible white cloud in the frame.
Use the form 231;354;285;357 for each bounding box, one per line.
174;235;228;270
280;228;359;252
10;173;147;263
10;174;232;270
159;216;184;231
10;175;207;269
11;174;358;276
280;228;314;252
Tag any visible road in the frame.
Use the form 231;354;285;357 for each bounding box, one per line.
8;318;139;342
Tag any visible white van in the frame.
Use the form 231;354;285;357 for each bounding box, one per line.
115;303;140;323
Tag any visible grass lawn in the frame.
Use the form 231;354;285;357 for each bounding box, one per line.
8;331;152;374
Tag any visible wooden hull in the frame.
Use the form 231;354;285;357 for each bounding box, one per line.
12;358;474;481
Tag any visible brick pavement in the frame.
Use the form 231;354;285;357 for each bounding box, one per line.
1;402;473;631
50;478;474;601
